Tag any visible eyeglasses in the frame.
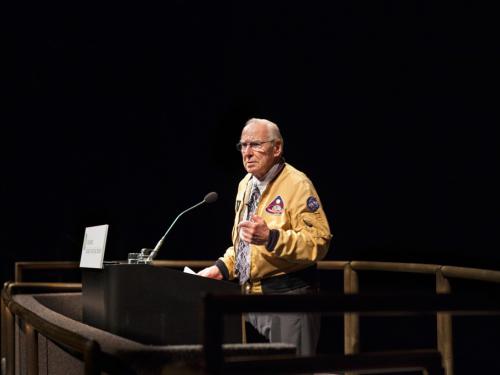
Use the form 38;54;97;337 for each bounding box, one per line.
236;140;274;152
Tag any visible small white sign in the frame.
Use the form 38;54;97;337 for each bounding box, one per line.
79;224;109;269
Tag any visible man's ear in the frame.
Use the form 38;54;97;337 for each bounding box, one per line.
273;141;282;157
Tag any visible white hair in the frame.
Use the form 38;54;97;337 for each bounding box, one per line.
244;118;284;146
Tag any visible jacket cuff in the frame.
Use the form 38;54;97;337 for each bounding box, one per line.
265;229;280;252
215;259;230;280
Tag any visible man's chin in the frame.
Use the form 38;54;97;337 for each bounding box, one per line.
244;164;256;172
245;167;259;176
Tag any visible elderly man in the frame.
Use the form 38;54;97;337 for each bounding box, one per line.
198;118;332;355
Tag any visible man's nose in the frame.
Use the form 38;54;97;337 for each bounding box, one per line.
242;146;254;156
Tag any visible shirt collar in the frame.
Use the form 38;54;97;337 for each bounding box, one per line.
250;162;283;193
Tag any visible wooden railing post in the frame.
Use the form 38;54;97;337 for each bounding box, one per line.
25;322;38;375
1;287;15;375
1;290;6;375
14;264;23;283
83;341;101;375
344;262;360;375
203;293;224;374
436;268;453;375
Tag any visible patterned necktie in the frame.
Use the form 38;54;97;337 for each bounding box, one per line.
235;184;261;285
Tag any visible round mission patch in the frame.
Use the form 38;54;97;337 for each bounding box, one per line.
306;196;320;212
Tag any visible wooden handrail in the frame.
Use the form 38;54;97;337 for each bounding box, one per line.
152;260;213;268
350;261;441;274
5;282;82;295
14;260;500;282
15;260;500;283
441;265;500;283
318;261;349;270
1;282;98;375
203;293;500;316
15;262;80;282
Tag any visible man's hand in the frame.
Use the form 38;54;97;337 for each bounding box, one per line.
197;265;223;280
238;215;270;245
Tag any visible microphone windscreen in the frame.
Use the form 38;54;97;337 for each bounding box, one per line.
204;191;218;204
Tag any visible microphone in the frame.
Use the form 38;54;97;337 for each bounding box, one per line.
146;192;218;262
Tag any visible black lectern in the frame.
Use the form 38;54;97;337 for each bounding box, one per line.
82;264;241;345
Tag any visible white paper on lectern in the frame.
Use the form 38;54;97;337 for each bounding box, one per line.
183;266;197;275
79;224;109;269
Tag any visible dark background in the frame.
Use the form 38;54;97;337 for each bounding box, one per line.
3;1;498;273
1;2;499;370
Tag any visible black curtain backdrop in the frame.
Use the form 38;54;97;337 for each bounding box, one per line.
1;2;498;284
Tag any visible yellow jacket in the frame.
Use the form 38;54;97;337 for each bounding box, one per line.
218;163;332;294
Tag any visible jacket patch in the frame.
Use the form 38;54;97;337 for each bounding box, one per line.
265;196;285;215
306;196;320;212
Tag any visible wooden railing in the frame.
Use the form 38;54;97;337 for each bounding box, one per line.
203;292;500;374
9;260;500;375
1;282;91;375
